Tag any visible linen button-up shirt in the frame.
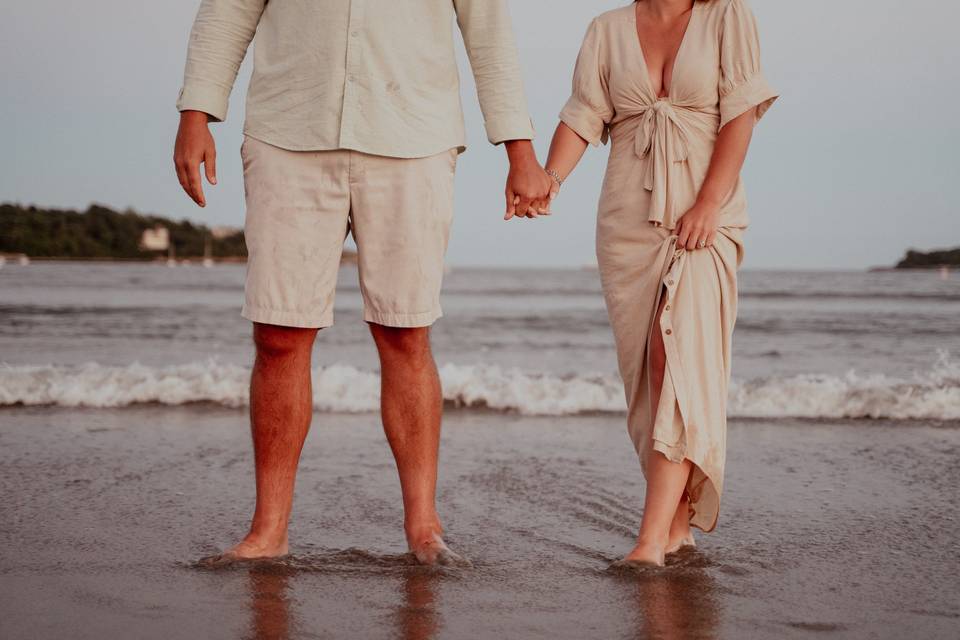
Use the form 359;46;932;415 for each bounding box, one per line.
176;0;536;158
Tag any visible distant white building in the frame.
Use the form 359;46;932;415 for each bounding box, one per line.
140;226;170;251
211;225;241;239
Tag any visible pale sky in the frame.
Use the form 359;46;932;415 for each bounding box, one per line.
1;1;957;269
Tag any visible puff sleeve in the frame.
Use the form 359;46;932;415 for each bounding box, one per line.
718;0;778;130
559;19;615;146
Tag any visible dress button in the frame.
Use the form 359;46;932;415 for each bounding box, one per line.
665;329;672;335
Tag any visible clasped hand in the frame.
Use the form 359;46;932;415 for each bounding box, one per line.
503;143;557;221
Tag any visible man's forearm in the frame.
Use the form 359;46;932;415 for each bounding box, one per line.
504;139;537;165
177;0;267;122
454;0;535;145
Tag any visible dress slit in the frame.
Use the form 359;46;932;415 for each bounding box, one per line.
638;234;722;532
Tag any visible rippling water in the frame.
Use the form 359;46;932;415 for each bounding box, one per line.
1;261;958;420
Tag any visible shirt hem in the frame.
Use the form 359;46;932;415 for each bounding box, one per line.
242;127;468;159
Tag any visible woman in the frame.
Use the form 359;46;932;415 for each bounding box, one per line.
542;0;777;566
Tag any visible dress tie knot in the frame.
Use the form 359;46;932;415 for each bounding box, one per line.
633;100;690;227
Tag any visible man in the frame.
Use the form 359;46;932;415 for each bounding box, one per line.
173;0;552;565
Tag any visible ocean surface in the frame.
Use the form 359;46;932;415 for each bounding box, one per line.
1;261;958;421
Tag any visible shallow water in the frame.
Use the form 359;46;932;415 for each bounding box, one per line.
1;407;958;639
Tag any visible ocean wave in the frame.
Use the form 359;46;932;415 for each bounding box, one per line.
1;356;958;421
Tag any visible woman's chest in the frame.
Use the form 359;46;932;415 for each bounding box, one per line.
606;20;722;109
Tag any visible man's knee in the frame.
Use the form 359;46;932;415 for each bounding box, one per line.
369;324;431;357
253;323;317;359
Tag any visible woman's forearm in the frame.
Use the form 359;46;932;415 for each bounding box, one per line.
545;122;590;185
696;109;756;206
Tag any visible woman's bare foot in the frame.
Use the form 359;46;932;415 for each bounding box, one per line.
199;532;289;567
665;498;696;554
406;526;471;567
665;534;695;555
619;538;666;567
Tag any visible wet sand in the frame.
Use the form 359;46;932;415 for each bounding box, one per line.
1;407;958;639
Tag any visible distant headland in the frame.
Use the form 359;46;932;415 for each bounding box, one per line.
0;203;356;264
894;247;960;269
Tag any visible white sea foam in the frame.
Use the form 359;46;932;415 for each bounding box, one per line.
1;356;958;421
728;352;960;421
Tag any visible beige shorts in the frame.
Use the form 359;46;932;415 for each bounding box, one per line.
240;135;457;328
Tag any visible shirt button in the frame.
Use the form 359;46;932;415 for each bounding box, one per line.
347;75;355;83
667;279;675;285
665;304;671;311
351;30;359;37
665;329;672;335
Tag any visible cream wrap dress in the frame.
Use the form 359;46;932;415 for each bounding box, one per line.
560;0;777;531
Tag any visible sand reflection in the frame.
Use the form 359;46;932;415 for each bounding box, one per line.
394;569;441;640
244;565;296;640
625;557;721;639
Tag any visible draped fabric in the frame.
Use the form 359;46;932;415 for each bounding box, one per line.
559;0;777;531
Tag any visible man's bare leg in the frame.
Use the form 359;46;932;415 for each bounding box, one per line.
369;324;465;566
620;292;693;567
209;322;318;562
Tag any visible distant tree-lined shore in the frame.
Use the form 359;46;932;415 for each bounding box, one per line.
1;201;954;268
0;203;246;260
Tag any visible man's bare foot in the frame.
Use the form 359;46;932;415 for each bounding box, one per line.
407;529;471;567
198;533;289;567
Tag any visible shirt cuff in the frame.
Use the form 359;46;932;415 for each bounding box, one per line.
176;82;231;123
484;113;536;146
559;96;608;146
719;73;778;131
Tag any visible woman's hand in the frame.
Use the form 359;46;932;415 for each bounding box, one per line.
675;199;721;250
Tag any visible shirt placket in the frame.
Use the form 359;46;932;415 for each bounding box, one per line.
339;0;366;149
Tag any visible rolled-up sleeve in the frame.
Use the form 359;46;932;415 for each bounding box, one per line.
454;0;535;145
718;0;778;130
176;0;266;122
559;19;615;146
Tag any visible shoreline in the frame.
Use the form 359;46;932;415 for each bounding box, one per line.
2;402;958;429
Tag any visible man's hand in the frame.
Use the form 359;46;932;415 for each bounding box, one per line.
174;110;217;207
503;140;553;220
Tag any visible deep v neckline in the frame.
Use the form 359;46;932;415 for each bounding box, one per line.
632;2;698;100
